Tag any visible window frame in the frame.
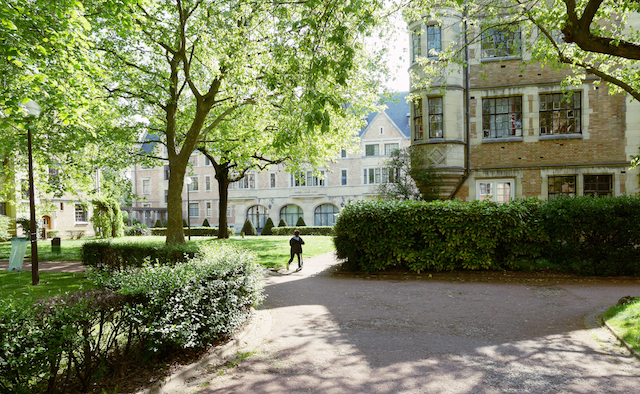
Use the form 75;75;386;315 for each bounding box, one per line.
428;97;443;139
142;178;151;195
205;175;211;192
539;92;582;136
314;204;339;226
341;169;347;186
476;179;515;203
481;26;522;60
74;204;88;223
384;143;399;156
411;28;421;63
188;176;199;192
482;96;523;139
188;202;199;218
583;174;612;197
280;204;303;227
548;175;577;199
426;24;441;58
365;144;380;157
413;99;423;140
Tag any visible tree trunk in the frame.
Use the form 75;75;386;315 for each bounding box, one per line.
166;157;187;244
215;164;231;239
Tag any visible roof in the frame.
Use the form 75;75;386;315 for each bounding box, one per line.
360;92;410;138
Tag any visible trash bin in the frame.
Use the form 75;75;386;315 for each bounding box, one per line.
51;237;61;253
9;237;29;272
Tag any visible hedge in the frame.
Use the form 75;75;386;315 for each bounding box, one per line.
271;226;334;236
334;199;546;273
241;219;257;236
0;244;264;393
150;226;235;237
334;197;640;276
538;196;640;276
82;241;199;271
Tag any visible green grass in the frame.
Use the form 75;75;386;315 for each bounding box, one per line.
603;300;640;353
0;235;335;301
0;271;94;301
219;235;335;268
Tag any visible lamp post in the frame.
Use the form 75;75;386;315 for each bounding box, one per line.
185;176;192;241
21;100;41;286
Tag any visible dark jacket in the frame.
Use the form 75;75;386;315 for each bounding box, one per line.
289;236;305;254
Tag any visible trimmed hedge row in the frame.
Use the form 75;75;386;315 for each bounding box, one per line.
82;241;199;270
150;226;235;237
334;197;640;276
0;244;264;393
271;226;335;236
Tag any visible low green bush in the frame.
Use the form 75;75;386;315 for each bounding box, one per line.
125;223;150;236
241;219;257;236
0;244;264;393
202;218;210;227
91;243;264;351
538;196;640;276
334;199;545;273
150;226;234;237
278;218;287;227
261;218;275;235
271;226;334;236
82;241;199;271
295;217;306;226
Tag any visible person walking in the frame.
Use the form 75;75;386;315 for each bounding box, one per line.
287;230;305;271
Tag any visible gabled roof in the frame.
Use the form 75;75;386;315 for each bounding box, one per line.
360;92;410;138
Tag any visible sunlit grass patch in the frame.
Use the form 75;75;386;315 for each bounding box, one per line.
0;271;94;301
603;299;640;353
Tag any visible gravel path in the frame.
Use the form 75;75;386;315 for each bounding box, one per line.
161;253;640;394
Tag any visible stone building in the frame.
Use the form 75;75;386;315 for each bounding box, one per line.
129;94;411;231
408;12;640;202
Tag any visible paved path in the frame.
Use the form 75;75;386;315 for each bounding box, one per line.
0;259;85;273
159;253;640;393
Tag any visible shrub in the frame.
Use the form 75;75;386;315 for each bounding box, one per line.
241;219;257;236
202;218;210;227
183;219;188;227
1;245;265;393
278;218;287;227
537;196;640;276
125;223;149;236
295;216;306;226
91;198;124;238
93;244;265;351
82;241;199;271
154;219;163;228
271;226;334;236
0;214;11;241
261;218;275;235
46;230;60;239
334;199;546;273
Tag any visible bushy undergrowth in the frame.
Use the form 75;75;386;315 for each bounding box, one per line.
271;226;334;236
0;244;264;393
82;241;199;270
334;197;640;276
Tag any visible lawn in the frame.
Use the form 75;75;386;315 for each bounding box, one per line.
1;235;335;300
220;235;335;268
603;299;640;353
0;271;94;301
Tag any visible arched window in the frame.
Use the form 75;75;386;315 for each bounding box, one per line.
247;205;268;229
280;205;303;227
314;204;339;226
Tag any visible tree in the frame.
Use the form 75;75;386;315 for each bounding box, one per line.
405;0;640;100
1;1;140;207
376;147;442;201
89;0;389;244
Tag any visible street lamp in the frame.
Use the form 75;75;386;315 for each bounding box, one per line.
185;176;192;241
21;100;41;286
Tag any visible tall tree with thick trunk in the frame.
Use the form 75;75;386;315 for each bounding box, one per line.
89;0;388;244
